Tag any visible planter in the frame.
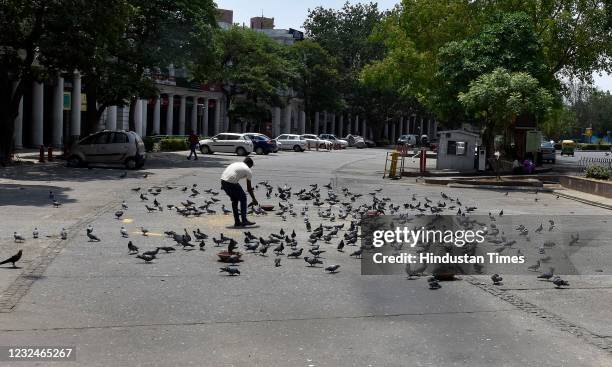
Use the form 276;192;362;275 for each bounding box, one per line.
559;176;612;198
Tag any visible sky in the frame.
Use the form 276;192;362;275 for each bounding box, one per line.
216;0;611;92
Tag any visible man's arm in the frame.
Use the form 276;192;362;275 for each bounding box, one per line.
246;179;258;206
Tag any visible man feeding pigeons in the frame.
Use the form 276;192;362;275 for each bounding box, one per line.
220;157;258;227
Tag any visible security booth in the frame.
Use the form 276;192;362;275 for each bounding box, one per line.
436;130;482;172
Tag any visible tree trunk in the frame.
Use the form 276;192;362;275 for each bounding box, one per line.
0;78;25;165
85;85;100;135
128;96;136;132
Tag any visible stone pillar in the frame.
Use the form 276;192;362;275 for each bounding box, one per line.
299;110;306;134
134;99;142;136
355;115;359;134
322;111;328;133
433;119;438;138
399;117;404;137
71;71;81;137
213;99;221;135
141;99;148;137
153;97;160;135
384;122;389;139
106;106;117;130
202;98;209;136
52;76;64;147
361;119;366;139
190;97;198;133
330;113;336;135
12;82;23;149
314;112;320;134
346;115;351;135
273;107;281;137
32;81;44;146
165;94;174;135
419;117;424;136
283;105;291;133
339;115;344;137
178;95;186;135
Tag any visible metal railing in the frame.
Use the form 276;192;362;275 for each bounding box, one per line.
578;156;612;172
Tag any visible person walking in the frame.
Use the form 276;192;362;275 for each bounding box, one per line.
220;157;258;227
187;130;199;160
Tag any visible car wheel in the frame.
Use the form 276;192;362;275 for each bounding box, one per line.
67;156;83;168
293;145;303;152
201;145;212;154
236;147;247;156
264;151;270;155
125;158;137;170
255;147;264;155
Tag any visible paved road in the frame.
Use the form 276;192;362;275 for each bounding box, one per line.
0;149;611;366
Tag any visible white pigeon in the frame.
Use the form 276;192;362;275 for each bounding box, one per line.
32;227;39;239
60;228;68;240
121;201;128;210
120;226;129;238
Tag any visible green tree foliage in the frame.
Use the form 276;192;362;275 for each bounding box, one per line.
458;68;553;153
192;27;293;130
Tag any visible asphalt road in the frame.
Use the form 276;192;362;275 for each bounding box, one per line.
0;148;611;366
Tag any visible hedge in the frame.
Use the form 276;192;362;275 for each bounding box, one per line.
585;165;610;180
160;138;189;151
578;143;612;151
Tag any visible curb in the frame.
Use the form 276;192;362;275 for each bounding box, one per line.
446;183;552;192
553;191;612;210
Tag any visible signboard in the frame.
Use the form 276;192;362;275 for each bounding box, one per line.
525;130;542;153
585;127;592;137
63;92;71;110
81;93;87;112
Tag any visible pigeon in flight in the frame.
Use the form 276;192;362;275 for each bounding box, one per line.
0;250;23;268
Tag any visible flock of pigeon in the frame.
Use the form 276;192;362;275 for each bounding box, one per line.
2;180;578;291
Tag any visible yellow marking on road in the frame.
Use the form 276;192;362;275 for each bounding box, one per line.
122;218;134;224
131;232;163;237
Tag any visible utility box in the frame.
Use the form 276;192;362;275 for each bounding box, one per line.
526;130;542;153
477;146;486;171
436;130;481;172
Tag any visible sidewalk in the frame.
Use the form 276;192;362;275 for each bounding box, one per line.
551;186;612;210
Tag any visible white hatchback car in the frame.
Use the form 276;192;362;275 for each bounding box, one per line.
319;134;348;149
300;134;331;149
199;133;253;156
275;134;307;152
68;130;146;169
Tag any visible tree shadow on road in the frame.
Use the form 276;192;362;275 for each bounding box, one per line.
0;184;76;207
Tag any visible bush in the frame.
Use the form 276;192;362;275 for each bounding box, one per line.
578;143;612;151
160;138;188;151
143;137;155;152
585;165;610;180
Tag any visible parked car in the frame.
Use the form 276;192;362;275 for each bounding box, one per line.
344;134;366;148
540;140;556;163
301;134;330;149
397;134;418;146
276;134;307;152
199;133;253;156
68;130;146;169
364;138;376;147
319;134;348;149
244;133;278;155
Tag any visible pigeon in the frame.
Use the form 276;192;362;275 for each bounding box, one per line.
491;274;503;285
287;248;303;258
122;201;128;210
349;248;363;258
0;250;23;268
140;193;148;201
142;248;160;257
552;277;569;288
141;227;149;236
52;200;61;208
127;241;139;254
49;191;54;200
428;279;441;290
325;264;340;273
120;226;129;238
274;258;282;267
221;205;232;215
219;266;240;276
537;267;554;280
527;260;540;272
13;232;25;242
304;256;323;267
136;254;154;263
337;240;345;252
87;231;101;242
157;246;176;253
199;241;206;251
32;227;39;239
60;228;68;240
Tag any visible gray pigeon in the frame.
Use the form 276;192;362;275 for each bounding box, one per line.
325;264;340;273
537;267;554;280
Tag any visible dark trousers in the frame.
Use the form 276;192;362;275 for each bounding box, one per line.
188;144;198;159
221;180;247;224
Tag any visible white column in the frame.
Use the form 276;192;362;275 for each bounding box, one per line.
134;99;142;135
314;112;320;134
106;106;117;130
141;99;148;137
52;76;64;147
190;97;198;133
273;107;281;137
283;105;291;133
361;119;366;139
299;110;306;134
153;97;160;135
71;71;81;136
12;82;23;149
32;81;44;147
213;98;221;135
202;98;209;136
178;95;186;135
165;94;174;135
339;115;344;137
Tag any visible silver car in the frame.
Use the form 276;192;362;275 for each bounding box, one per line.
68;130;146;169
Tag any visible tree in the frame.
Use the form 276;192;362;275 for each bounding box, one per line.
458;68;553;156
287;40;342;131
192;27;293;131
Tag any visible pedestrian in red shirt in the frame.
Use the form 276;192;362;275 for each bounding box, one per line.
187;130;199;160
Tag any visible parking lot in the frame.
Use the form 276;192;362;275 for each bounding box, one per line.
0;148;611;366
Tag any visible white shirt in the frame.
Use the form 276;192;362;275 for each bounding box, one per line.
221;162;252;184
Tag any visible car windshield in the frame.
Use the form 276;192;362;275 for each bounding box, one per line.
541;141;554;148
